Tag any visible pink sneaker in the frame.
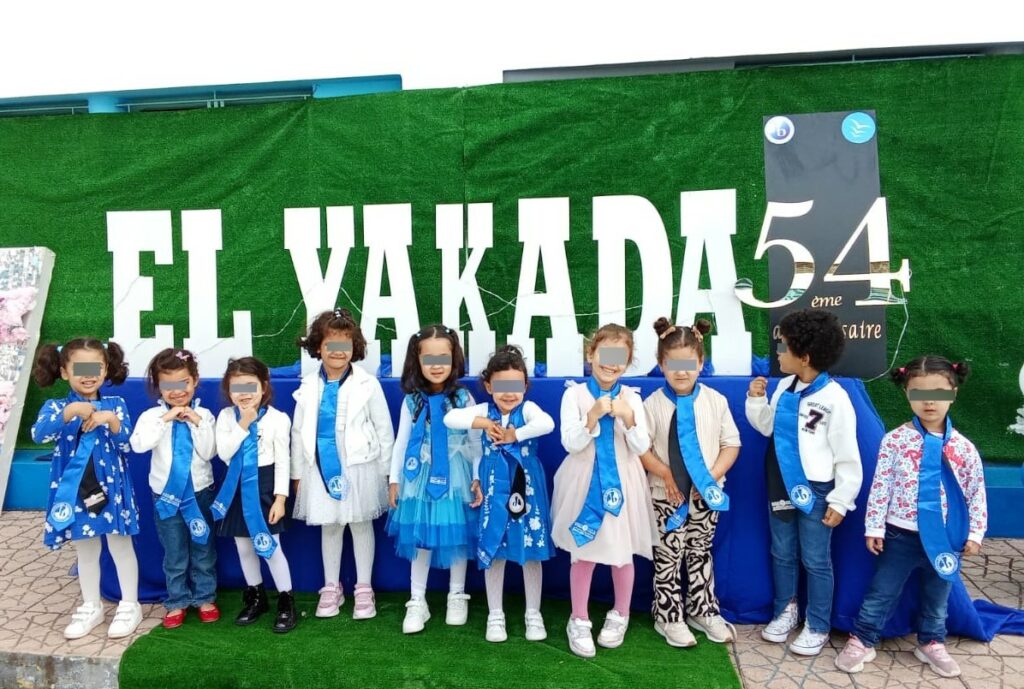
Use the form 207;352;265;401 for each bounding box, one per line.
315;582;344;618
834;636;876;673
352;584;376;620
914;641;961;678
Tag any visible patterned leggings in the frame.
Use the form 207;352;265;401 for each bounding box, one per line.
651;493;720;623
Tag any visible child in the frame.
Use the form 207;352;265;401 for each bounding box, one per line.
746;308;862;656
640;318;741;648
835;356;986;678
551;323;659;658
130;348;219;628
444;345;556;643
291;309;395;620
386;324;483;634
31;338;143;639
212;356;298;633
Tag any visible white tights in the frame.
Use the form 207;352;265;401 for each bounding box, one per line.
409;548;466;600
75;535;138;604
235;535;292;592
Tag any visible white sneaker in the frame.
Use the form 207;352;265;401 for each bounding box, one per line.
107;601;143;639
761;601;799;643
64;601;104;640
402;598;430;634
789;624;830;656
688;613;736;643
524;609;547;641
486;611;507;643
655;620;697;648
446;592;470;626
566;617;596;658
596;610;629;649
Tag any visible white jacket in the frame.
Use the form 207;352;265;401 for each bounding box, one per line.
290;363;395;481
130;402;217;494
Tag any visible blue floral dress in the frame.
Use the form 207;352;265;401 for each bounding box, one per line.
31;391;139;549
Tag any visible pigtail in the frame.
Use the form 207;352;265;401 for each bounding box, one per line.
693;318;713;337
104;341;129;385
951;361;971;385
889;365;910;387
32;343;63;387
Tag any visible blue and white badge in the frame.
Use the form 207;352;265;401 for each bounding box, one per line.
405;456;419;473
602;487;623;512
50;501;73;524
704;485;726;508
764;116;795;145
189;519;208;538
790;484;813;508
934;551;959;577
508;492;525;514
327;475;349;500
253;532;274;556
842;112;876;144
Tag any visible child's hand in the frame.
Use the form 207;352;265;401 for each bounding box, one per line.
663;473;684;507
748;377;767;398
866;537;885;555
963;540;982;556
470;479;483;508
822;508;844;528
484;420;505;445
588;397;613;425
64;402;95;423
268;496;286;525
180;408;201;426
609;398;635;427
495;425;518;445
238;405;258;429
162;406;185;423
388;483;399;509
81;410;114;433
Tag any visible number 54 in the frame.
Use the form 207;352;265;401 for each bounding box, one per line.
734;197;911;308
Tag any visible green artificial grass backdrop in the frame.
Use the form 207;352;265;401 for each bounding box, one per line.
118;592;741;689
1;55;1023;460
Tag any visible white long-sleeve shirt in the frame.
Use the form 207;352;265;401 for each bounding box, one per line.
444;401;555;444
560;383;650;457
215;406;292;498
745;375;863;515
389;392;483;482
130;403;217;494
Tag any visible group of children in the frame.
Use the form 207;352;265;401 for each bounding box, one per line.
30;307;987;678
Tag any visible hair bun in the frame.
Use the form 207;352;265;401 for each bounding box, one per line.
692;318;713;336
652;317;674;337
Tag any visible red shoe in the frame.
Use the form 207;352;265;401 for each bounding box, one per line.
198;603;220;623
163;609;186;629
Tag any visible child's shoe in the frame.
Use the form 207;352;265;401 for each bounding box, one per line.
403;598;430;634
273;591;298;633
524;609;547;641
198;603;220;623
915;641;961;678
835;636;876;673
596;610;629;649
162;608;186;629
235;584;269;625
315;582;343;618
761;601;799;642
486;611;507;643
789;624;829;656
64;601;104;639
655;620;697;648
688;613;736;643
566;617;596;658
107;601;143;638
446;592;470;626
352;584;376;620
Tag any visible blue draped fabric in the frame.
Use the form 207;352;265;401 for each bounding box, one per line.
100;375;1020;641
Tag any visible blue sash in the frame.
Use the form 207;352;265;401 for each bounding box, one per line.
664;383;729;531
773;372;831;514
914;416;969;581
569;378;624;547
316;366;350;500
155;401;210;544
403;392;450;499
211;407;277;559
47;392;103;531
477;402;530;567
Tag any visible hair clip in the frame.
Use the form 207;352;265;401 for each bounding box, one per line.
658;325;677;340
897;366;906;374
333;307;344;319
175;351;191;361
952;362;962;373
56;345;63;353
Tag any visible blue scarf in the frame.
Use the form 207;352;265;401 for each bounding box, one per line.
211;407;277;559
316;366;351;500
403;392;450;499
47;391;106;531
569;378;624;547
773;372;831;514
663;383;729;531
914;416;969;581
477;402;530;567
155;399;210;544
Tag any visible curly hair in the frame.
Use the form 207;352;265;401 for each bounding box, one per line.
297;308;367;361
33;338;129;387
479;344;530;391
778;308;845;372
890;355;969;389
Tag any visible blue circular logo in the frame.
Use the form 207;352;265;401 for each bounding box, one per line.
50;502;73;523
790;485;813;507
328;476;344;494
508;492;525;513
602;487;623;511
253;532;274;555
934;552;958;576
405;456;419;473
705;486;725;507
764;116;795;145
189;519;208;538
842;112;876;144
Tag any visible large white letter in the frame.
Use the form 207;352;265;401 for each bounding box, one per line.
437;203;496;374
361;204;420;377
594;196;673;376
284;206;355;375
677;189;752;374
181;210;253;377
107;211;174;377
509;198;582;376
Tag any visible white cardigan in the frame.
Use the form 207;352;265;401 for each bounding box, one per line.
130;402;217;494
216;405;292;498
290;363;395;481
